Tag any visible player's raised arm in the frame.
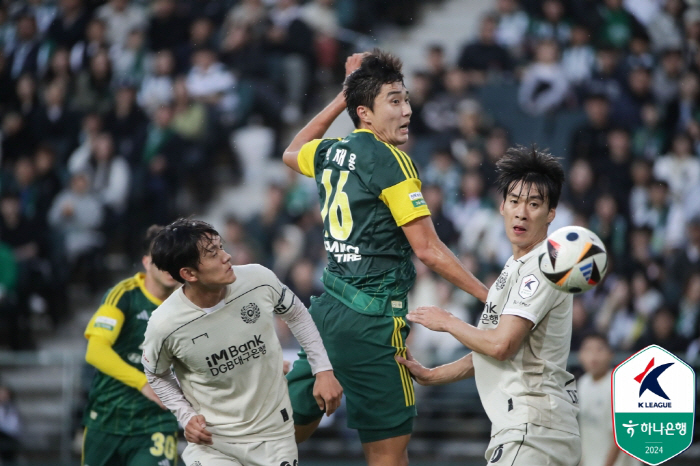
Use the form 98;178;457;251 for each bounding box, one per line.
402;217;489;302
282;53;365;173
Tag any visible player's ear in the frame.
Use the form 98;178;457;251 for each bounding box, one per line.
499;200;505;215
180;267;197;283
547;207;556;224
357;105;371;124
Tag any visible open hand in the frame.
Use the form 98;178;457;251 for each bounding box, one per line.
185;414;212;445
312;370;343;416
407;306;455;332
345;52;367;77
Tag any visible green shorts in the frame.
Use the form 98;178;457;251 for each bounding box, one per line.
82;427;179;466
286;293;416;443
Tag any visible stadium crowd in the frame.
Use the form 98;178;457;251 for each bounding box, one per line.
0;0;698;373
0;0;420;351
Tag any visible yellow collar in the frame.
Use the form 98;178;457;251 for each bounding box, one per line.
135;272;163;306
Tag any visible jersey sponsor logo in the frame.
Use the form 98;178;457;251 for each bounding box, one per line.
280;461;298;466
480;302;498;326
324;240;361;263
495;271;508;290
409;191;426;207
90;410;98;420
241;303;260;324
94;316;117;330
136;310;150;321
391;301;403;309
518;274;539;299
205;335;266;376
190;462;202;466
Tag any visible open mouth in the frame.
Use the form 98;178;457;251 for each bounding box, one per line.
399;124;409;133
513;226;527;234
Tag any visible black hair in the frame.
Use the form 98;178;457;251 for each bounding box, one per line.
495;145;565;209
344;49;404;128
142;224;165;257
151;218;220;283
580;331;611;350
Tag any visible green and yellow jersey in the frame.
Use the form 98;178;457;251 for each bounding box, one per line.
83;273;178;435
298;129;430;317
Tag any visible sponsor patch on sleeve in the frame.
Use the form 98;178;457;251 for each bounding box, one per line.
94;316;117;331
409;192;426;207
518;274;539;299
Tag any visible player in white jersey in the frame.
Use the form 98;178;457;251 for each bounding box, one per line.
141;219;343;466
578;333;641;466
398;146;582;466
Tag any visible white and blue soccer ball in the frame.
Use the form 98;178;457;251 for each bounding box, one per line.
538;226;608;294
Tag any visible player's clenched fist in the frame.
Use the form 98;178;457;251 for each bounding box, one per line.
344;52;367;78
312;370;343;416
185;414;213;445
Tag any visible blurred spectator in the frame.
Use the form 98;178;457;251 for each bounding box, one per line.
564;158;597;218
96;0;147;48
562;24;596;88
103;82;149;166
147;0;189;52
0;240;21;350
423;150;461;208
246;184;290;265
622;32;654;76
665;71;700;136
137;49;176;115
586;45;624;102
527;0;571;49
422;68;472;134
458;14;513;84
301;0;341;78
185;47;238;126
653;48;684;107
0;385;21;463
578;333;641;466
611;66;654;130
518;39;569;115
422;184;458;247
1;111;33;169
285;257;319;307
7;12;42;80
48;170;104;289
596;0;644;49
685;8;700;61
665;216;700;300
33;144;64;228
110;27;148;83
224;0;267;37
447;99;487;167
629;158;653;226
589;193;628;268
636;179;686;254
46;0;91;50
175;16;217;74
32;79;79;163
71;48;114;114
420;44;447;96
264;0;315;124
676;272;700;341
596;277;639;350
494;0;529;58
647;0;685;53
632;102;666;160
598;127;634;213
633;305;688;352
70;17;109;72
653;131;700;203
41;47;75;96
570;93;611;163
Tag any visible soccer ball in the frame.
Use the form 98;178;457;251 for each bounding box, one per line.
538;226;608;294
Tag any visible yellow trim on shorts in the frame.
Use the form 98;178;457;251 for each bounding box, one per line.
392;317;415;406
81;427;87;466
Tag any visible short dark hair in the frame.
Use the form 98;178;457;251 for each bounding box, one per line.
344;49;404;128
495;145;565;209
142;225;165;257
151;218;220;283
580;331;611;350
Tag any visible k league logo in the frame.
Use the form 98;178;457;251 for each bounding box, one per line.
612;345;695;465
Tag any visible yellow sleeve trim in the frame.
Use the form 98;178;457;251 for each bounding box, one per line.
298;139;323;178
84;305;126;345
85;335;148;390
379;178;431;226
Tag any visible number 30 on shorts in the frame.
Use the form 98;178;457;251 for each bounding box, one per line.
150;432;177;460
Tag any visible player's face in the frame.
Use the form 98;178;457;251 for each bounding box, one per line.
193;235;235;286
500;181;555;259
579;337;612;379
364;81;411;146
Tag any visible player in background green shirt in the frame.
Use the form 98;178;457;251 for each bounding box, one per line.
82;225;180;466
283;51;489;466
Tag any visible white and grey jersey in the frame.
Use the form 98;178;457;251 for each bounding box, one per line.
142;264;296;443
472;241;579;437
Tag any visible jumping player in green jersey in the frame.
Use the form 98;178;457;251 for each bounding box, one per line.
82;225;180;466
283;50;489;466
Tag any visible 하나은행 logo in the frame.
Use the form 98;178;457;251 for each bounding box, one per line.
612;345;695;465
